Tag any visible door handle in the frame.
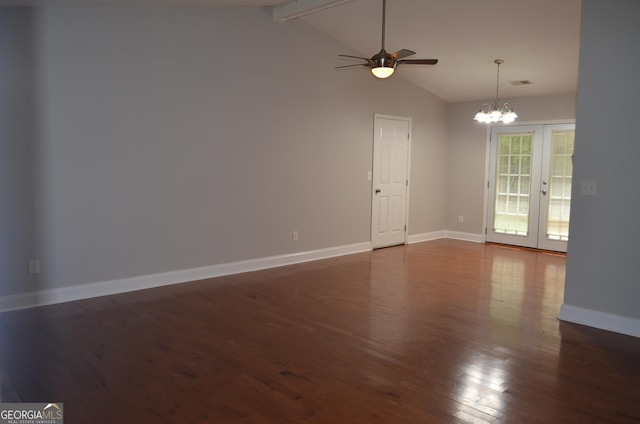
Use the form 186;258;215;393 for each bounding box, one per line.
375;189;381;194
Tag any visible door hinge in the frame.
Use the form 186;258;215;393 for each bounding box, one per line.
406;179;409;186
485;227;487;235
405;225;407;232
487;181;490;189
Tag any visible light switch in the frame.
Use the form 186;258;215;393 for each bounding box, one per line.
581;180;597;196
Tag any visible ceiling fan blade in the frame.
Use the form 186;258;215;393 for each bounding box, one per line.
390;49;415;60
335;63;368;69
338;54;370;61
398;59;439;65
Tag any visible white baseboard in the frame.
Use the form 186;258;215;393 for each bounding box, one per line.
559;304;640;339
407;230;446;244
0;241;372;313
443;231;484;243
407;230;483;244
0;234;486;314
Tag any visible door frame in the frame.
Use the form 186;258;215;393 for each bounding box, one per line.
371;113;412;248
482;119;576;248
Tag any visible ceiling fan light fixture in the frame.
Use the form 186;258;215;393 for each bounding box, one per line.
372;66;395;79
371;66;395;79
370;53;396;78
336;0;438;79
473;59;517;124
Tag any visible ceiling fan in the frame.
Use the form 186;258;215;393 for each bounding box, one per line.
336;0;438;79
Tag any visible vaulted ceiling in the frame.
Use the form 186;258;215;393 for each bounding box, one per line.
301;0;582;103
0;0;582;103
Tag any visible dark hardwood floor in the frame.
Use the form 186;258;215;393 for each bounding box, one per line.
2;239;640;423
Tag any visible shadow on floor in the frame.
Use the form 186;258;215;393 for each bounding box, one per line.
0;368;21;402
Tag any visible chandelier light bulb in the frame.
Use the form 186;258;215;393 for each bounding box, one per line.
502;109;518;124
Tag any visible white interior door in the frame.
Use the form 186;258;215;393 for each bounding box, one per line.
486;123;575;252
371;115;410;249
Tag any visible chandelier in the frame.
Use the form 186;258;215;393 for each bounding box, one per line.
473;59;517;124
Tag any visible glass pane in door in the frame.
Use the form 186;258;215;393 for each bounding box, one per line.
545;130;574;241
493;133;534;236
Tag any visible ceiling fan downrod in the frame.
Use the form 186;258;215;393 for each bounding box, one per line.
381;0;386;51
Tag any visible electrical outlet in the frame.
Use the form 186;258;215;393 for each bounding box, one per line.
292;231;299;241
581;180;597;196
28;259;40;274
458;215;464;223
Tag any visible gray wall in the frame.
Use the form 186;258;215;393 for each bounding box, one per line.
0;9;39;296
2;6;448;294
11;1;635;335
563;0;640;320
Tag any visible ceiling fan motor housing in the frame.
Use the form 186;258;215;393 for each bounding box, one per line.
369;49;397;69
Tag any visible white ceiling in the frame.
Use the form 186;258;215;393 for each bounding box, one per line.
302;0;582;102
0;0;582;103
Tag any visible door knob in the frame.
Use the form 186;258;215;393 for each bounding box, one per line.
375;189;381;194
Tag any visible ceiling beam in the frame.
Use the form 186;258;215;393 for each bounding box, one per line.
272;0;354;22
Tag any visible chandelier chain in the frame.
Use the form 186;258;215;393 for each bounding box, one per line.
495;62;500;103
494;59;504;105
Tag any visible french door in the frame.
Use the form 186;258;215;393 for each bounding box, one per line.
486;123;575;252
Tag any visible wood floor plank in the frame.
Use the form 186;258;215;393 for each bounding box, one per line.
2;239;640;423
